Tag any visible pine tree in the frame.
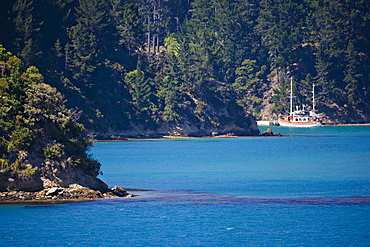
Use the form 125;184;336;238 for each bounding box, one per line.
12;0;41;65
109;0;145;55
125;59;153;123
344;40;361;106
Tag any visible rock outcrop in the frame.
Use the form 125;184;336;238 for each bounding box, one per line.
318;103;370;124
0;160;134;203
0;184;134;203
259;128;282;136
90;88;260;139
95;120;259;139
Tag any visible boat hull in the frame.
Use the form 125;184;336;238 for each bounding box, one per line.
278;120;322;128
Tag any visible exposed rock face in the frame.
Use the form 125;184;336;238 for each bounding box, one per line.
319;104;370;124
0;160;106;192
0;185;133;203
94;116;260;139
259;128;282;136
0;160;134;203
91;90;260;139
0;173;43;192
39;160;109;191
258;73;280;121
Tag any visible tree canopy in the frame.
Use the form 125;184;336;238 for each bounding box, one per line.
0;45;100;180
1;0;369;134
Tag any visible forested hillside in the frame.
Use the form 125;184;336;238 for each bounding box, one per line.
0;45;105;192
1;0;369;136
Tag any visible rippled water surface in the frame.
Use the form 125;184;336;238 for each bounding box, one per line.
1;126;369;246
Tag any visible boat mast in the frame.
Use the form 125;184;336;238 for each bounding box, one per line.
312;83;316;117
290;77;293;116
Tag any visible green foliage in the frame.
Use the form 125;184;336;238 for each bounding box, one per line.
0;0;369;131
0;159;9;170
125;63;154;123
232;59;266;116
7;127;33;152
18;164;38;177
24;83;71;128
12;0;41;65
164;35;181;57
43;143;64;160
110;0;144;54
0;45;101;178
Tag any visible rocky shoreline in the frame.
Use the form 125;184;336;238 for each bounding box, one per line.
94;128;283;141
0;185;135;204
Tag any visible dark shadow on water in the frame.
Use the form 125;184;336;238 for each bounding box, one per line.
108;190;370;205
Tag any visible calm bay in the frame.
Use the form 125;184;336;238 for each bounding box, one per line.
1;126;369;246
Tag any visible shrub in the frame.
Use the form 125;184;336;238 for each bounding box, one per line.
43;143;65;160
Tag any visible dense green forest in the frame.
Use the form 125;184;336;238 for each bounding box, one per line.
1;0;369;136
0;45;101;188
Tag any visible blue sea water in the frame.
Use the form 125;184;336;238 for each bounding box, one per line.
1;126;370;246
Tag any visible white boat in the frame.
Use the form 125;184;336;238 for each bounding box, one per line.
278;78;322;127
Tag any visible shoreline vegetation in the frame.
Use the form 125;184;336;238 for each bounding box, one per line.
94;123;370;142
0;46;138;204
0;45;255;205
95;128;283;141
95;133;282;142
2;124;369;204
1;0;370;205
0;128;279;204
2;0;370;133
